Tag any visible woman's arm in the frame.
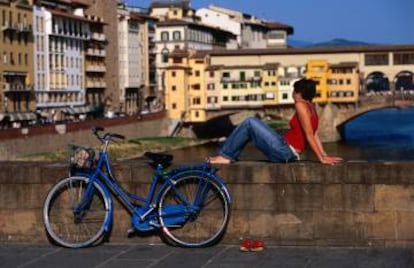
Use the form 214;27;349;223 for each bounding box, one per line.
295;101;342;165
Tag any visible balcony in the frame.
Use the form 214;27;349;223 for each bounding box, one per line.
2;22;18;32
3;83;30;92
85;65;106;73
19;23;32;33
91;32;106;42
86;48;106;57
86;80;107;88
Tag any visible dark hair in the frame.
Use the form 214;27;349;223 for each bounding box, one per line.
293;78;317;101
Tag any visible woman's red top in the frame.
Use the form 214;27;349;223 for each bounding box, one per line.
284;104;319;153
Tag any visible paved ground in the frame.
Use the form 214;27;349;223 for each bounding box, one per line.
0;244;412;268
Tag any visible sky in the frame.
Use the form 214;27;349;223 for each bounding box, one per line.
124;0;414;45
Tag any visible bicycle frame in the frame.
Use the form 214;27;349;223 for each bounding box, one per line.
74;150;165;229
72;128;232;234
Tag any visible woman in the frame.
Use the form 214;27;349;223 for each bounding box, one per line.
207;78;342;165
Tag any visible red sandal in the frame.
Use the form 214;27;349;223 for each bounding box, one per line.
240;239;251;252
250;239;265;252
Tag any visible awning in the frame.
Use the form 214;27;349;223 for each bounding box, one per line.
62;106;91;115
6;112;37;122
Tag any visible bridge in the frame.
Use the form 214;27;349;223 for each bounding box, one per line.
200;92;414;142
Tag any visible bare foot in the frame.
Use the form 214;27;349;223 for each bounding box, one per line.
207;155;231;164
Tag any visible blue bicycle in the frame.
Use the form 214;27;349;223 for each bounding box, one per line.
42;127;231;248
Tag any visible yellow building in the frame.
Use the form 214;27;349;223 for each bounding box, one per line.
0;0;35;121
327;62;360;102
306;59;360;103
305;60;329;102
164;49;192;121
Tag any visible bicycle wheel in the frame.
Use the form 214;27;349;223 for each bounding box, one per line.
43;176;111;248
158;173;231;247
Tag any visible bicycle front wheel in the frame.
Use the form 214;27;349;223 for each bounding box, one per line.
43;176;111;248
158;174;231;247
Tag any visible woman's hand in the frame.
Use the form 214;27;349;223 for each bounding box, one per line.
319;155;343;165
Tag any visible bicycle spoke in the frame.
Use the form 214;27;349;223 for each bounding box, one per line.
158;174;230;247
43;177;109;248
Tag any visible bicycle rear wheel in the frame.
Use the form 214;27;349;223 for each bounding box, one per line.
158;174;231;247
43;176;111;248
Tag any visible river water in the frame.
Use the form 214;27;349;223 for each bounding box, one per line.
168;107;414;162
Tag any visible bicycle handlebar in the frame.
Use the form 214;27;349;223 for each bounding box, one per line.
92;126;125;144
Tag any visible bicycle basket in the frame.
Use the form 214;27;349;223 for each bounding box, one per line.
68;144;97;169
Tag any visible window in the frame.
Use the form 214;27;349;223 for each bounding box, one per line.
161;48;169;63
365;53;389;66
207;83;215;90
209;71;214;77
172;85;176;91
254;70;261;77
282;93;288;100
173;57;182;63
172;71;176;77
222;96;228;101
172;103;177;109
192;97;201;105
223;83;228;89
195;70;200;77
173;31;181;41
394;53;414;65
240;71;245;81
161;31;169;41
192;83;200;90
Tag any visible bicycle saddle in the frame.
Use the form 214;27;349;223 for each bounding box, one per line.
144;152;173;168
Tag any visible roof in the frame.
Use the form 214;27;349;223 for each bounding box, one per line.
50;9;92;22
150;0;191;10
204;44;414;57
129;12;158;22
262;21;294;35
157;19;235;36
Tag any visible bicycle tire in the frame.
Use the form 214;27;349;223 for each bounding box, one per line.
43;176;111;248
157;173;231;247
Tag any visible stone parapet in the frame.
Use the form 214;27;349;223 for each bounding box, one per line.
0;160;413;247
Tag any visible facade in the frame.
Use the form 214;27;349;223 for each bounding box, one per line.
0;0;35;126
164;44;414;122
82;0;119;115
34;0;92;121
196;5;293;49
117;9;154;115
84;13;106;112
150;0;237;106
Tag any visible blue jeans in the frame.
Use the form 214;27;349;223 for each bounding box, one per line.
219;117;297;162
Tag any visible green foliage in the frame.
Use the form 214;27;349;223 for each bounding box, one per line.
17;137;206;162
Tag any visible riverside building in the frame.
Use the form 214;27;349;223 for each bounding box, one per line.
164;45;414;123
0;0;35;127
33;0;92;121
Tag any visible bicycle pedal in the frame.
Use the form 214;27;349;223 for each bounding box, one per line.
127;228;136;238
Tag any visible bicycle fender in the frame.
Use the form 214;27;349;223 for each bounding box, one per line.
157;170;232;204
77;176;114;234
93;179;114;233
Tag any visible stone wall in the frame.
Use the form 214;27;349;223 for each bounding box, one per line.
0;112;169;160
1;160;414;247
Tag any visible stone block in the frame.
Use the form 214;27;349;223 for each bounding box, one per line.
343;185;375;212
374;185;414;211
249;211;314;242
395;211;414;240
